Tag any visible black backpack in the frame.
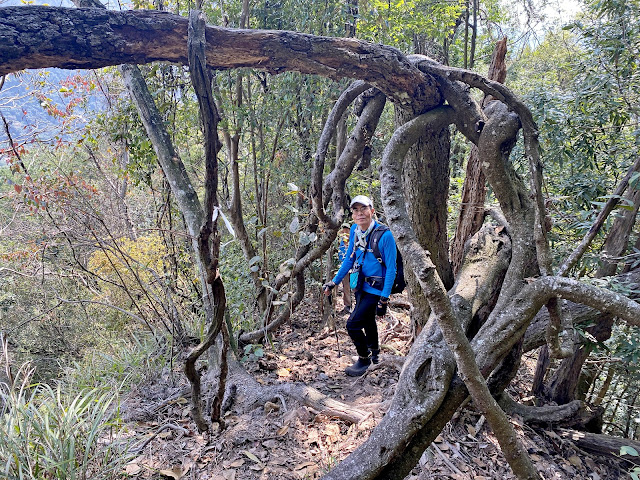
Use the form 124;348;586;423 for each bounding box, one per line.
368;225;406;295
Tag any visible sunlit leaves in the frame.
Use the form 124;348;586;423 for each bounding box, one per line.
357;0;465;51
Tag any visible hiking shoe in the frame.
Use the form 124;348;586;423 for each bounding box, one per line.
370;349;380;364
345;356;371;376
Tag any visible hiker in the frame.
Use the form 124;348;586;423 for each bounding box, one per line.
323;195;397;376
337;222;353;315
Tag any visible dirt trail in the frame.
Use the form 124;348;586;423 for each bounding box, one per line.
122;295;625;480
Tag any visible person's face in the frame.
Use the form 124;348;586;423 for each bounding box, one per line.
351;203;374;229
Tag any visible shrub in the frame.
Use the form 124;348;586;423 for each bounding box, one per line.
0;366;133;480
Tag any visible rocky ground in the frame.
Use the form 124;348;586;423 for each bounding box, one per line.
120;292;629;480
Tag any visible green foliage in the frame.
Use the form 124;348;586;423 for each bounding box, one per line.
357;0;464;49
63;333;169;393
253;0;348;34
509;0;640;274
241;343;265;362
0;367;133;480
621;446;640;479
219;240;259;333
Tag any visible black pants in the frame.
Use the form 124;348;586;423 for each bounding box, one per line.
346;290;379;358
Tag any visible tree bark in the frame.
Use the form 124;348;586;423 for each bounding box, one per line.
559;428;640;466
451;37;507;274
0;6;441;112
380;107;539;480
183;10;228;431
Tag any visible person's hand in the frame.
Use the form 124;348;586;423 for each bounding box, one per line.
376;297;388;317
323;281;336;295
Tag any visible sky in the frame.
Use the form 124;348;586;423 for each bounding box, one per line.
543;0;583;22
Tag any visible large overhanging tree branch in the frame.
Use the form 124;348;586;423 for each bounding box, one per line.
0;6;440;113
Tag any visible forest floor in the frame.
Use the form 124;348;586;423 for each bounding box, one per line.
120;291;627;480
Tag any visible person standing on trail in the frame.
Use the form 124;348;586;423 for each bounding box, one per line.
323;195;397;377
337;222;353;315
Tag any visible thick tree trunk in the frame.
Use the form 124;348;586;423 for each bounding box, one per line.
398;118;452;291
398;117;451;332
451;37;507;274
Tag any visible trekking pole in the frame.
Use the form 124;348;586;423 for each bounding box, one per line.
329;293;341;358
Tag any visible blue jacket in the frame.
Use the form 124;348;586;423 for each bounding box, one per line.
338;237;348;262
332;221;397;298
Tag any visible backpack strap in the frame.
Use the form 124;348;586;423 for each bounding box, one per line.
369;224;389;267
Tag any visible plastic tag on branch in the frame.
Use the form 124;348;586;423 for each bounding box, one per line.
212;206;236;237
279;258;296;275
286;182;299;195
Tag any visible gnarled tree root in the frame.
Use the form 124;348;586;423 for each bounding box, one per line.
497;393;583;424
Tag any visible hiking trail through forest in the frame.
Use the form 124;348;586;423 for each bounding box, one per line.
120;290;626;480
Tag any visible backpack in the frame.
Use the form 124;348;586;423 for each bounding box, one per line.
368;225;406;295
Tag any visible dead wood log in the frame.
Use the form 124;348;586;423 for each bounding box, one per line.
264;383;371;424
560;428;640;466
0;6;441;112
222;357;369;424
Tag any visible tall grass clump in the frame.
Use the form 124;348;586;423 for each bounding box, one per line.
0;364;133;480
65;332;170;393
